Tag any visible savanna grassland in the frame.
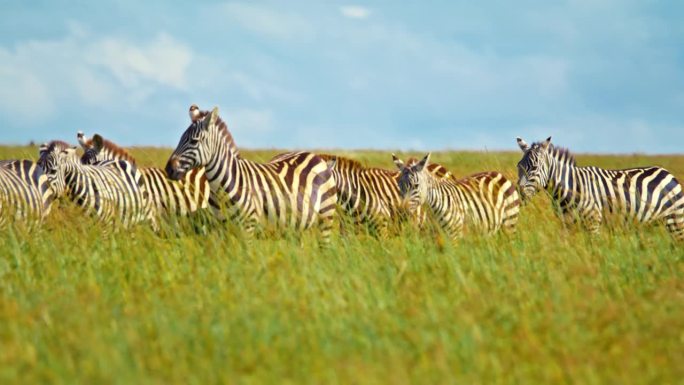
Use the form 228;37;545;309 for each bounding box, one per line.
1;144;683;384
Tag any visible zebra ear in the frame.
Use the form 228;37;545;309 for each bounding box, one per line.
93;134;104;150
208;107;219;128
392;153;404;170
39;143;49;157
415;153;430;171
542;136;552;149
62;146;77;156
517;137;529;152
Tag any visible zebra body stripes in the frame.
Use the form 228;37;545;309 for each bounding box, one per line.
394;154;520;239
165;106;337;243
516;136;684;240
0;160;55;228
39;141;157;230
318;154;404;234
78;132;210;217
317;154;453;234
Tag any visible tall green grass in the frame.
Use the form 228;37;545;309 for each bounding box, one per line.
1;145;683;384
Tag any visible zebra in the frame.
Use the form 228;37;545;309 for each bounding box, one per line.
165;105;338;244
0;160;55;228
316;154;453;235
393;153;520;239
77;131;210;217
317;154;407;235
38;140;158;231
516;136;684;240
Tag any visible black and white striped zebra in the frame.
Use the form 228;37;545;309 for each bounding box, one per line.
318;154;406;235
317;154;452;235
0;160;56;228
516;136;684;240
77;131;210;217
165;105;338;244
38;141;158;231
393;153;520;239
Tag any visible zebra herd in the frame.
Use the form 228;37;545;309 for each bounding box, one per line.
1;104;683;244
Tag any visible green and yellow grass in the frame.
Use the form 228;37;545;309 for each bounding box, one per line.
1;145;683;384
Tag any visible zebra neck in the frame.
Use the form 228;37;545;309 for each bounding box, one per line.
204;145;244;194
340;169;360;201
63;163;83;186
546;153;577;202
424;175;446;209
44;188;58;210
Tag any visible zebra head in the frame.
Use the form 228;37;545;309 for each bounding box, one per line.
166;105;217;180
516;136;552;201
81;134;105;165
38;141;78;197
393;153;431;213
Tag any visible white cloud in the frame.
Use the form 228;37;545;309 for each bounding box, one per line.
217;3;313;41
89;33;191;89
0;27;193;123
227;72;302;103
340;5;371;19
222;108;275;148
226;108;274;133
0;61;55;122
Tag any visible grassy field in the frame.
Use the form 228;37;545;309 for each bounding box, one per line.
1;144;683;384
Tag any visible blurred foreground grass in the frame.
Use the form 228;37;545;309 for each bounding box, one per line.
1;145;683;384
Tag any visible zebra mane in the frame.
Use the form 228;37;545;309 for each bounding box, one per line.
39;140;77;167
40;140;73;160
317;154;370;172
86;136;137;165
197;109;240;157
545;143;576;166
44;140;72;152
405;157;452;179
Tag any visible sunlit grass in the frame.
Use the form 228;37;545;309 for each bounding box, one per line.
1;145;683;384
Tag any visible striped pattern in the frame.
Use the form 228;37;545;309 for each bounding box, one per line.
38;141;157;230
78;132;210;217
318;154;405;234
165;106;337;243
517;136;684;240
317;155;453;234
394;154;520;239
0;160;55;228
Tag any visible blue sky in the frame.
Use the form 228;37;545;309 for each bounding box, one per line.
1;1;683;153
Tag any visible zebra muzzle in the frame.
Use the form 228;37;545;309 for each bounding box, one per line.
165;157;184;180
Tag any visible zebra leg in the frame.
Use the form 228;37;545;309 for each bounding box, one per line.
665;208;684;242
241;213;259;239
317;203;336;247
581;206;602;235
370;216;390;239
558;208;577;228
501;208;519;235
149;215;160;233
440;212;464;240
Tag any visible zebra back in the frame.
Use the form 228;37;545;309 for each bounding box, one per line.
318;154;402;226
78;132;210;216
318;154;455;230
394;154;520;238
517;137;684;240
0;160;54;227
166;106;337;244
39;142;156;230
